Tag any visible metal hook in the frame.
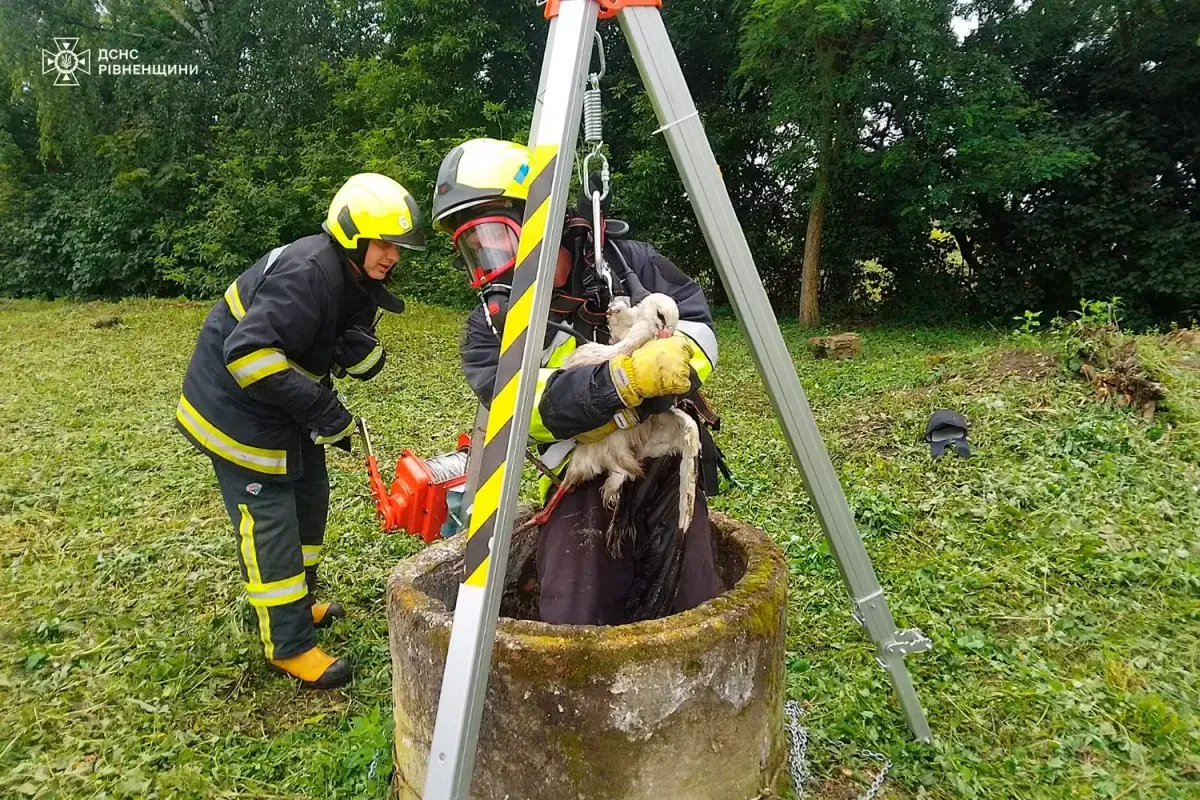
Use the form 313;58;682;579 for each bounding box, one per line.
590;32;606;84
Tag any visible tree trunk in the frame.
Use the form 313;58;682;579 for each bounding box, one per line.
952;229;980;280
800;104;838;328
799;171;828;328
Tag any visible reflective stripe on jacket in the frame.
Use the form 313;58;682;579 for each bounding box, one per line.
175;233;378;479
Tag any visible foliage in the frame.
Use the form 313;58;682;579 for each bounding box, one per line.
960;0;1200;326
0;0;1197;323
1;300;1197;798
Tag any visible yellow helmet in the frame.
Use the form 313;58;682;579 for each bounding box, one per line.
323;173;426;251
431;139;533;232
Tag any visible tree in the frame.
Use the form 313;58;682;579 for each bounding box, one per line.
960;0;1200;325
741;0;956;326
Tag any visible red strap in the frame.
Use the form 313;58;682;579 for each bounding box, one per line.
544;0;662;21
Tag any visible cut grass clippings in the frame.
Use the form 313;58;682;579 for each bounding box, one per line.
1;299;1197;799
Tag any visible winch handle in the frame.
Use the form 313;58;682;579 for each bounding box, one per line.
357;417;376;460
357;417;400;531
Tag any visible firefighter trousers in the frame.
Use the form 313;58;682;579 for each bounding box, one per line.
212;442;329;660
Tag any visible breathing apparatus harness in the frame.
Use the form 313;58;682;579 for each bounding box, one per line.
465;33;650;346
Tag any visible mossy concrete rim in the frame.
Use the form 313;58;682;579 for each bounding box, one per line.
386;510;787;660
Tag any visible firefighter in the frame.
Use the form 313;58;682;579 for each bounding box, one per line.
175;174;425;688
432;138;721;625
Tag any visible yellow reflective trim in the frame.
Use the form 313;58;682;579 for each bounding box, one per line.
245;572;309;607
225;281;247;320
238;505;273;658
227;348;289;388
176;396;288;475
472;469;503;533
302;545;322;568
511;200;550;282
289;360;323;382
543;337;577;369
680;332;714;384
313;418;355;445
464;555;490;588
527;368;558;444
345;344;383;376
486;375;518;444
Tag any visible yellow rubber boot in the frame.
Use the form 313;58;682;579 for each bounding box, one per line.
268;646;353;689
311;601;345;629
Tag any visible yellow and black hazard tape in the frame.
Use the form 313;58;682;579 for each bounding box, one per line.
463;144;559;587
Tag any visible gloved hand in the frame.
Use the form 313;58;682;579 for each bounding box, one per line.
609;335;695;407
310;395;356;446
333;327;386;381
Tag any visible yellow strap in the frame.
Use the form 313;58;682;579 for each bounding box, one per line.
302;545;322;568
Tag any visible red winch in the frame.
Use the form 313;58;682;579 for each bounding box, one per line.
357;418;471;543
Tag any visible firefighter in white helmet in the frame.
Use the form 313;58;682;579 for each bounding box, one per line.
434;139;722;624
175;174;425;688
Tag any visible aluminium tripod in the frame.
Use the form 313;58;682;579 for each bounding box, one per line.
424;3;933;797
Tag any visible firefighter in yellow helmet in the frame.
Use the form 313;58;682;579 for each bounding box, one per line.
434;139;721;625
175;173;425;688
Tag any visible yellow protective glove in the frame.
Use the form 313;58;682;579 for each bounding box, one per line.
609;335;695;408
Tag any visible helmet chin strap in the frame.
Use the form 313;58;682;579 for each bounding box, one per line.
349;239;371;271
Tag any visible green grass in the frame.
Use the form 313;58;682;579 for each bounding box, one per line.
1;299;1197;799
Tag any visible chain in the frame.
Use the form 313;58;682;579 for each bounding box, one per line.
784;700;810;792
784;700;891;800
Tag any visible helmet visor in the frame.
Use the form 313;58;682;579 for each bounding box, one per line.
380;229;427;251
452;216;521;289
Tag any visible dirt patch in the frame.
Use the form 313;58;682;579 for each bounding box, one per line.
1080;339;1164;419
991;350;1059;381
1161;328;1200;348
814;772;891;800
838;411;895;453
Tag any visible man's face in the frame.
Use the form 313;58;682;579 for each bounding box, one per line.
363;239;400;280
450;208;573;288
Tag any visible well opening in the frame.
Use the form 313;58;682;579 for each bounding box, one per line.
412;516;749;622
388;511;788;800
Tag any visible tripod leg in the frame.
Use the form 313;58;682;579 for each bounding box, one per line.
617;4;932;742
422;3;602;798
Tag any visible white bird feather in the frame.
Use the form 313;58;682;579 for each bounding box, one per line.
560;293;701;542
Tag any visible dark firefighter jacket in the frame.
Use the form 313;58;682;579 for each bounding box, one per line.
175;233;383;480
460;239;719;474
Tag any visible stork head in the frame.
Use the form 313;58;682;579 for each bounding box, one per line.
640;293;680;339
